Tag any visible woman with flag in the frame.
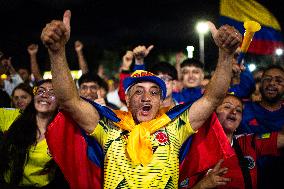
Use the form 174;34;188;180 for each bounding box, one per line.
180;94;284;189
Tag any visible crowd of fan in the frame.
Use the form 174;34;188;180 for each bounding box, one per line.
0;12;283;189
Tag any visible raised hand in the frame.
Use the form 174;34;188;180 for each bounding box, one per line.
207;21;242;55
175;52;186;65
232;62;245;77
75;40;83;52
132;45;154;62
27;44;39;55
121;50;134;71
41;10;71;52
1;57;12;68
94;89;106;106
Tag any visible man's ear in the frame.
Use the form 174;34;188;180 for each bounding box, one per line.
125;94;130;107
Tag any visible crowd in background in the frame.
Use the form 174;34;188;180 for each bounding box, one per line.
0;12;284;189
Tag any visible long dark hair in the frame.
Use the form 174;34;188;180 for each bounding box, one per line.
0;79;58;185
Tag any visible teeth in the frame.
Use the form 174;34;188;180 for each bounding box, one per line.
39;101;48;105
267;87;277;91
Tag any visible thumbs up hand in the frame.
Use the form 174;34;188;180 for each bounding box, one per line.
94;89;106;106
41;10;71;52
207;21;242;55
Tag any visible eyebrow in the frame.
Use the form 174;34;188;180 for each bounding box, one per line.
223;102;242;108
38;86;53;90
81;83;99;86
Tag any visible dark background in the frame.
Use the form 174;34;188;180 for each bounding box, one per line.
0;0;283;75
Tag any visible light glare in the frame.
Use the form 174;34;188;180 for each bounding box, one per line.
248;64;256;72
196;22;209;34
275;48;283;56
186;46;194;58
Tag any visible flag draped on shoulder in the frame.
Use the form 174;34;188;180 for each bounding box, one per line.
46;112;104;189
179;113;236;188
220;0;284;55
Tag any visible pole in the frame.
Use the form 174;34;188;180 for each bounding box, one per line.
199;32;204;64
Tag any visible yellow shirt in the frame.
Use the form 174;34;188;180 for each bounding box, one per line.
92;109;195;189
0;108;21;132
20;139;54;187
4;139;54;187
0;108;54;187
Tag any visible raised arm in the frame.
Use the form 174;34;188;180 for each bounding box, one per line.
41;10;100;133
189;22;242;131
118;50;133;103
3;57;17;75
277;128;284;149
75;40;89;74
175;52;186;81
27;44;43;81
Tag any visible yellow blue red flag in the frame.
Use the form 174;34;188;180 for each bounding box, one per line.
220;0;284;55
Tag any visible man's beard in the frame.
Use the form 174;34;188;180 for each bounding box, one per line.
260;86;283;104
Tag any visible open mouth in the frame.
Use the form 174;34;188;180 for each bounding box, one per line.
266;87;277;95
226;115;237;122
141;105;152;116
38;100;50;105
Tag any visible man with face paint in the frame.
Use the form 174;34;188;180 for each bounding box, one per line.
41;10;242;188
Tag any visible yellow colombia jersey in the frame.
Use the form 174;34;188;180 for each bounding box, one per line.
0;108;54;187
4;139;54;187
93;109;195;189
20;139;54;187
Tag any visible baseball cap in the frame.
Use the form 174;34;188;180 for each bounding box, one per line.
123;70;167;99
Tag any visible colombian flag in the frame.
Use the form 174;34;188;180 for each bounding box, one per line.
220;0;284;55
46;112;104;189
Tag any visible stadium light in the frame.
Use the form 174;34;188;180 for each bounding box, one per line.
186;46;194;58
196;21;209;64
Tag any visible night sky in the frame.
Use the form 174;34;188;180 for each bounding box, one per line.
0;0;283;75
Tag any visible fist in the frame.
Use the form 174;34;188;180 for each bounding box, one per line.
41;10;71;52
1;57;11;68
121;51;134;70
208;21;242;55
75;40;83;52
132;45;154;60
27;44;38;55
